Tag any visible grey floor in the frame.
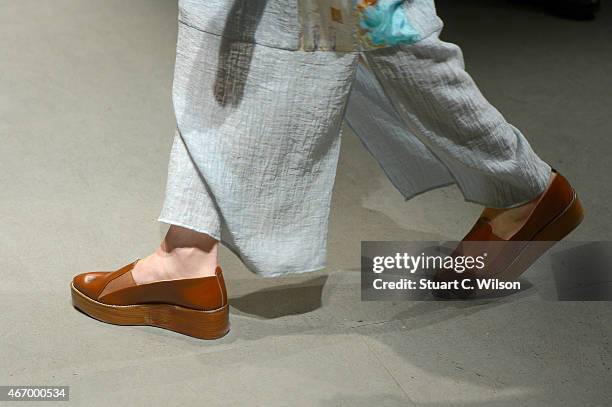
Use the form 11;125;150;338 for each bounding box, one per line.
1;1;611;406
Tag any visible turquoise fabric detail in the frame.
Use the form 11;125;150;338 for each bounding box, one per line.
358;0;421;46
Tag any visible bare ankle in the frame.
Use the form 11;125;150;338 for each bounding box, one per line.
161;226;219;276
132;225;220;284
158;245;219;278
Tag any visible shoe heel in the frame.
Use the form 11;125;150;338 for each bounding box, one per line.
150;303;230;340
499;192;584;282
533;192;584;241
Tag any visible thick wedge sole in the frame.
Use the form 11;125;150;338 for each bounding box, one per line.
71;283;230;339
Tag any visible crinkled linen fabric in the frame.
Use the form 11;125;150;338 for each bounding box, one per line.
158;0;551;276
176;0;443;51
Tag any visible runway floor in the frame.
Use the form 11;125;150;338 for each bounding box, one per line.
1;1;611;405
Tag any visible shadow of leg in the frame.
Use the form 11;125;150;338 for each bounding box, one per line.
230;275;329;318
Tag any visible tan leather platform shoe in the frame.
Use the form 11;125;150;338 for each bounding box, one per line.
71;260;229;339
434;170;584;298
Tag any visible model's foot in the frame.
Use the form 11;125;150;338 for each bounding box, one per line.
70;225;227;339
71;261;230;339
131;225;219;285
434;169;584;298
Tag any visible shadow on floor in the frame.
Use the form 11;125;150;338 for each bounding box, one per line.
230;275;328;318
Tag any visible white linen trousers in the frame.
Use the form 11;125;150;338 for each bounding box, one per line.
158;0;551;276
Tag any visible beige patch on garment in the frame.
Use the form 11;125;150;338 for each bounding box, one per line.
298;0;355;51
330;6;343;23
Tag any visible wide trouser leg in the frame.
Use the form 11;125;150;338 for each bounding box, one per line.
361;31;551;209
345;63;455;201
158;22;359;276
